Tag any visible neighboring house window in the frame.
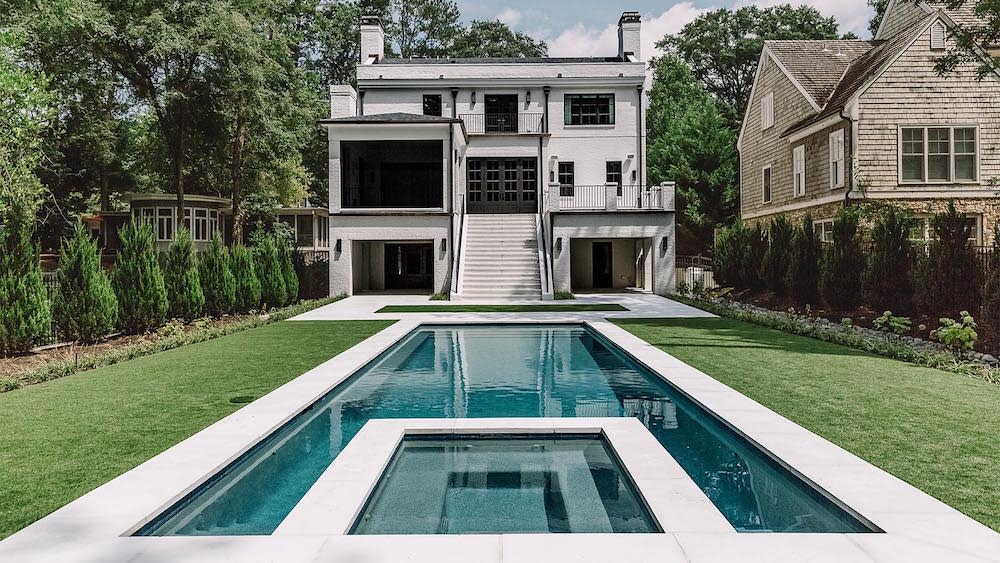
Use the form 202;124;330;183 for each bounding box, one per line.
760;93;774;130
814;219;835;244
209;210;219;240
564;94;614;125
558;162;575;196
762;165;772;203
606;161;622;196
900;126;978;183
317;215;329;248
829;129;845;188
930;22;947;50
793;145;806;197
156;207;174;241
137;207;155;228
907;214;981;246
422;94;442;116
194;209;208;241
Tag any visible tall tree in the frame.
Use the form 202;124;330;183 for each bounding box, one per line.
867;0;890;38
659;5;842;127
385;0;462;58
930;0;1000;78
450;20;547;58
646;55;737;252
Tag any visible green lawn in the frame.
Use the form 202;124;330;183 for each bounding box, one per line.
376;304;628;313
615;317;1000;532
0;320;391;540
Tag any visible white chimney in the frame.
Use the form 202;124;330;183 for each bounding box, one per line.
360;15;384;64
330;85;358;118
618;12;642;61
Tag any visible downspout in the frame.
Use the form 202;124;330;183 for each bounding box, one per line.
358;90;365;115
839;108;854;207
636;84;644;188
448;124;455;294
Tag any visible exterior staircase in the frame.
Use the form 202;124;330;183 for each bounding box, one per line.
458;214;542;300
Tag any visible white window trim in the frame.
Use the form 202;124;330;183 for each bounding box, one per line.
813;218;835;244
897;125;980;185
907;214;982;246
760;93;774;131
792;145;806;198
155;207;175;242
829;129;845;189
762;165;773;204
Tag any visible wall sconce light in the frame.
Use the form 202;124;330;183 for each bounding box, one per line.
335;239;342;253
471;90;477;105
660;237;669;255
440;238;447;252
526;90;532;104
556;237;563;254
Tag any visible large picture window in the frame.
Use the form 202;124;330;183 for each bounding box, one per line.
900;126;977;183
564;94;614;125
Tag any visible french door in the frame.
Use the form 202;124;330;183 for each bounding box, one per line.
466;158;537;214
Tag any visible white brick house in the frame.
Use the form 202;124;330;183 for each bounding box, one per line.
321;12;676;299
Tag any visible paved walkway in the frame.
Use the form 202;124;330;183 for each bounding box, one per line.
291;292;715;321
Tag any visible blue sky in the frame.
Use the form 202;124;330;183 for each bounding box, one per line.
454;1;874;59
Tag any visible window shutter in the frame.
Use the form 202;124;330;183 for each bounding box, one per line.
931;22;946;50
761;93;774;130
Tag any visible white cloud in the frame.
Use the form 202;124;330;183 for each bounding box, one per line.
546;3;710;60
496;8;523;27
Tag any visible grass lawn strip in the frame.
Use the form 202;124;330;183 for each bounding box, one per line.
615;317;1000;532
376;304;628;313
0;320;392;539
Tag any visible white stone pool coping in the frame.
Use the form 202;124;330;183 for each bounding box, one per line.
0;318;997;562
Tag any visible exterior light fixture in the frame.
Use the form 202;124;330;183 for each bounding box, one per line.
440;238;447;252
335;239;342;252
556;238;563;253
526;90;531;103
660;237;669;255
471;90;477;105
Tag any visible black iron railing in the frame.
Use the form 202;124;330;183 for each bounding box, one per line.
460;113;544;134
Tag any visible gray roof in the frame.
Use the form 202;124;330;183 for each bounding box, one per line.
765;40;878;105
319;112;462;124
780;16;933;137
378;56;625;65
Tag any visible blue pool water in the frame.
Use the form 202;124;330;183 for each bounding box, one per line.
138;324;873;536
353;435;660;535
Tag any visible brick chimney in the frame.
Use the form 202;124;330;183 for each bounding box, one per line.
360;15;384;64
618;12;642;61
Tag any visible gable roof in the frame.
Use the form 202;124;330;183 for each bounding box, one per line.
765;40;877;104
782;15;933;137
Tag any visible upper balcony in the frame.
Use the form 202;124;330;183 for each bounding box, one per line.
460;113;544;135
550;184;675;212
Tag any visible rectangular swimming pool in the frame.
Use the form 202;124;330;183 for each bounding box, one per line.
137;324;875;536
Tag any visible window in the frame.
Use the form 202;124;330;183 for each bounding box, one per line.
762;165;772;203
137;207;155;228
422;94;442;117
907;215;981;246
295;215;313;247
467;159;483;202
558;162;575;196
485;160;501;202
829;129;845;188
760;93;774;130
931;21;947;50
317;215;329;248
606;161;622;196
564;94;614;125
156;207;174;241
793;145;806;197
900;126;978;183
814;219;835;244
521;159;537;201
194;209;208;241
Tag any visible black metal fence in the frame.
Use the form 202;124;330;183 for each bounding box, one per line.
459;113;544;134
676;255;717;289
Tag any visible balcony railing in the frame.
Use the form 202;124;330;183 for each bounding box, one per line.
554;184;673;211
460;113;544;135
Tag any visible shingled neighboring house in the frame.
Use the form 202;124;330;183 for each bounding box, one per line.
737;0;1000;245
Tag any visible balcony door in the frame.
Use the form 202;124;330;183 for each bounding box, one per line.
484;95;518;133
467;158;537;214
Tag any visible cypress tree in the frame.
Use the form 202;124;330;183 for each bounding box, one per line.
820;208;864;311
0;219;51;355
746;222;768;290
787;214;820;306
112;220;167;334
163;227;204;321
712;223;743;288
52;223;118;343
199;234;237;317
231;243;262;312
981;223;1000;352
863;207;913;313
256;234;287;309
762;215;793;295
276;234;299;304
920;202;982;316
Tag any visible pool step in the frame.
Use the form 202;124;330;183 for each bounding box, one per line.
459;214;542;300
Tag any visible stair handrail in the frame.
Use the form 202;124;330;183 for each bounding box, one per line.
451;193;468;296
536;213;554;300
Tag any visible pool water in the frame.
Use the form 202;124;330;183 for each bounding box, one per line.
352;435;660;535
138;324;873;536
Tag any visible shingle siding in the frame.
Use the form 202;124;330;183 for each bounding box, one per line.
856;24;1000;190
740;57;818;218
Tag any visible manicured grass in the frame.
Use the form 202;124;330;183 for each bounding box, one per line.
0;320;391;540
615;317;1000;532
376;304;628;313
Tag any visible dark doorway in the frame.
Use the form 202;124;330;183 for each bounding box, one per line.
341;141;443;209
592;242;613;289
385;243;433;291
485;94;518;133
467;158;537;214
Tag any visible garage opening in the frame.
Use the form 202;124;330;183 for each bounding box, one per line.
570;238;652;293
352;241;434;293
